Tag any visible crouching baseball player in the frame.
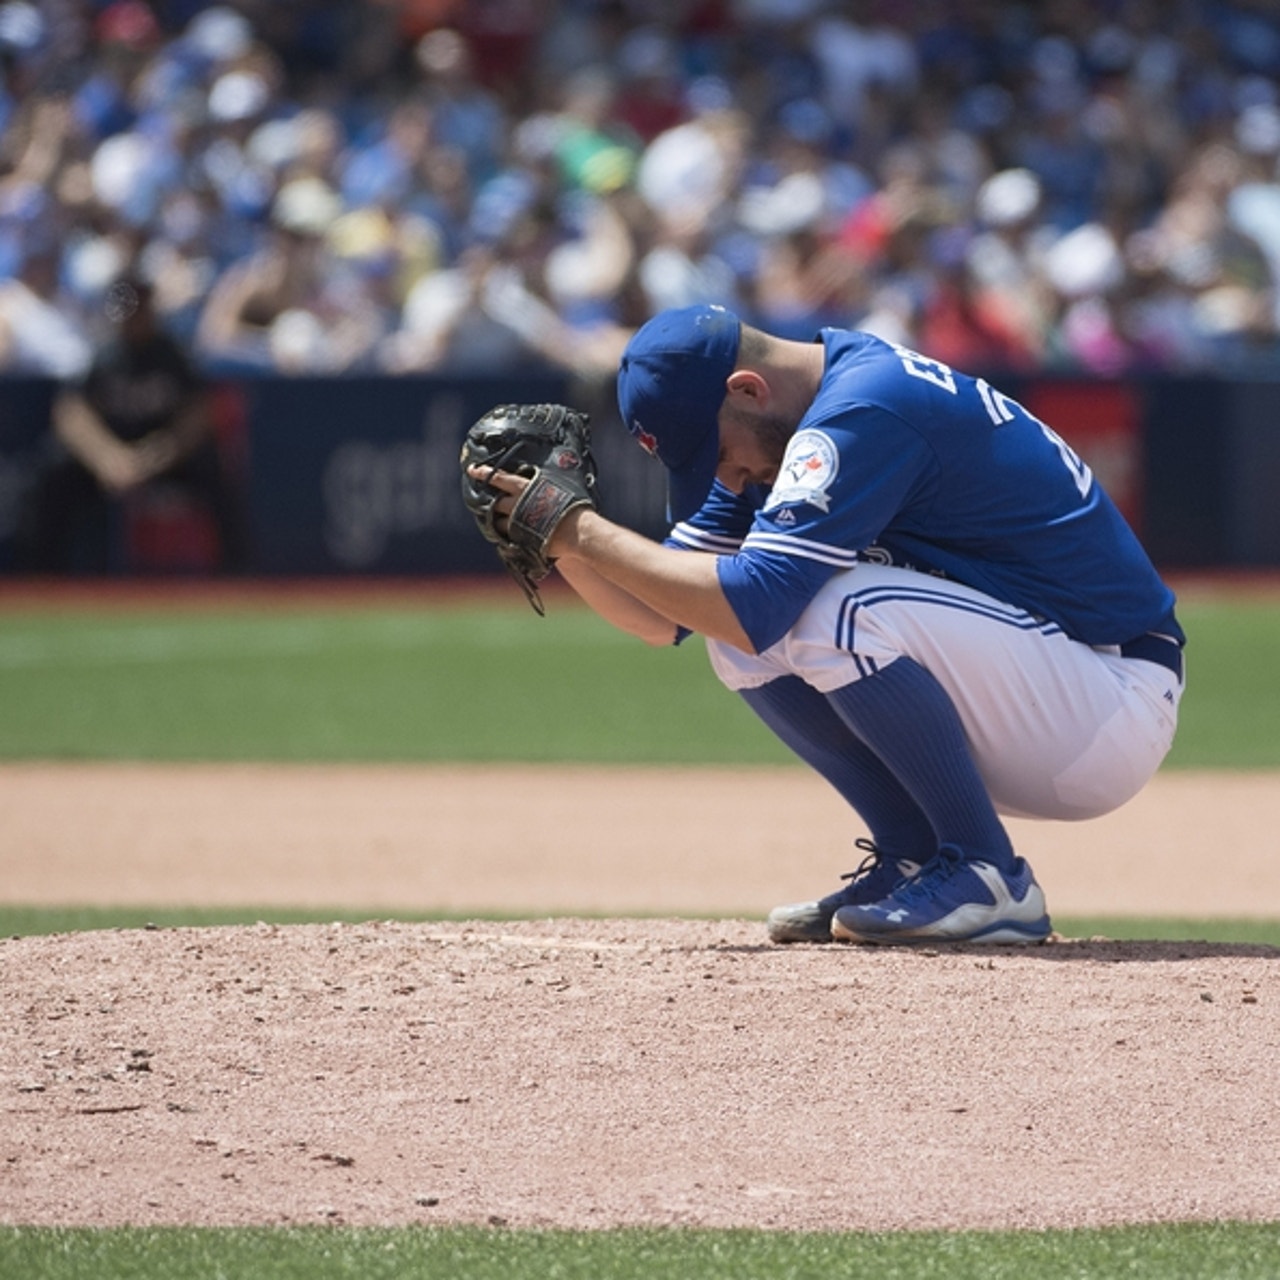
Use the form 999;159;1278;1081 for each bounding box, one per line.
462;304;1184;946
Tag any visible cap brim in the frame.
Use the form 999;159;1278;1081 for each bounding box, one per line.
665;424;720;524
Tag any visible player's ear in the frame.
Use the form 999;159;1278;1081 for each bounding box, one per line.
725;370;769;406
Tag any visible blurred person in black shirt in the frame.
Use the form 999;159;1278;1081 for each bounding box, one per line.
22;276;250;573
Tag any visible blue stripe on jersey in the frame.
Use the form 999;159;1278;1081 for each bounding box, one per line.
835;583;1065;657
852;652;880;679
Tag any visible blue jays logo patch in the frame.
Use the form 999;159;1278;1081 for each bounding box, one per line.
764;429;838;513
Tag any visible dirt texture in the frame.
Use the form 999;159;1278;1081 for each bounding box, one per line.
2;763;1279;1232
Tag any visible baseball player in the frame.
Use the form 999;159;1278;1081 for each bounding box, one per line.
470;304;1184;945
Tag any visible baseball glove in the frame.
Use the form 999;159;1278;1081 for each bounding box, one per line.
460;402;599;614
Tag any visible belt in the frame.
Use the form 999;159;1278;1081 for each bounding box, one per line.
1119;632;1184;681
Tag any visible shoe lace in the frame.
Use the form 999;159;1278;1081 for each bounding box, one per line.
836;837;884;888
888;846;966;907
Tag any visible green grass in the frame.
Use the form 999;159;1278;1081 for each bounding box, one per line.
0;601;783;763
3;1222;1280;1280
1047;915;1280;946
0;592;1276;765
4;915;1277;1280
0;903;457;937
2;904;1279;946
2;590;1277;1276
1172;596;1280;767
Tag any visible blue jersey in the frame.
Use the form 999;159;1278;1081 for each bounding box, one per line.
669;329;1180;654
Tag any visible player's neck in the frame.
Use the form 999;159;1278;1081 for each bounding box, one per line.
766;338;826;421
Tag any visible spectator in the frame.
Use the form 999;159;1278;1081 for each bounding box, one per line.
414;27;507;187
0;243;93;378
195;175;385;372
963;167;1056;363
20;275;249;573
916;225;1041;374
1;1;1279;380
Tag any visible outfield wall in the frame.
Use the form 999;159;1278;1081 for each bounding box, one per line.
2;370;1279;574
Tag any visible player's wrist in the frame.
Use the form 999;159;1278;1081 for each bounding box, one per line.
547;504;592;559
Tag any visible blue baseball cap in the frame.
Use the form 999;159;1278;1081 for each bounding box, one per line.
617;303;741;522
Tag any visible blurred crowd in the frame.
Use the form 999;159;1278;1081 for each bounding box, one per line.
2;0;1280;384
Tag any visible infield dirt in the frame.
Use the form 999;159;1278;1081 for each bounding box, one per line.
1;763;1278;1231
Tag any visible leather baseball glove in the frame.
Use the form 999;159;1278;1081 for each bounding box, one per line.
460;402;599;614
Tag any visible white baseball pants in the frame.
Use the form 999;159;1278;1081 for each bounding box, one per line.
706;564;1183;822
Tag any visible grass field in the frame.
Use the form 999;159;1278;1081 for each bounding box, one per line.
2;584;1277;1277
4;1222;1280;1280
0;589;1276;767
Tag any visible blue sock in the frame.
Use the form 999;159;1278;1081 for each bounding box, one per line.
823;658;1015;869
739;675;935;860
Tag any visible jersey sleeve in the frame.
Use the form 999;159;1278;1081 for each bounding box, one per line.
659;480;763;646
717;408;939;653
661;479;760;553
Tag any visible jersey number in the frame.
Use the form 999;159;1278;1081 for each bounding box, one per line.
891;344;1092;500
976;377;1093;499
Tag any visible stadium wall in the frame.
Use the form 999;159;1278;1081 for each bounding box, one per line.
1;372;1277;574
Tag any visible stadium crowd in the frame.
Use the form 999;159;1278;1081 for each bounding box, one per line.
1;0;1279;383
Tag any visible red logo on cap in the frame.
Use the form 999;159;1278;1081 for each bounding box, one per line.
635;428;659;458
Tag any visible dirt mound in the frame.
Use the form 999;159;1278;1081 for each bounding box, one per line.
4;763;1280;1231
3;918;1278;1231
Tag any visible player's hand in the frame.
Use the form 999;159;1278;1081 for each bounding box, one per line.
467;464;588;558
465;464;524;538
459;404;599;615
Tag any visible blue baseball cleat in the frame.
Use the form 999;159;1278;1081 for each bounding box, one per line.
830;847;1051;945
767;839;921;943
